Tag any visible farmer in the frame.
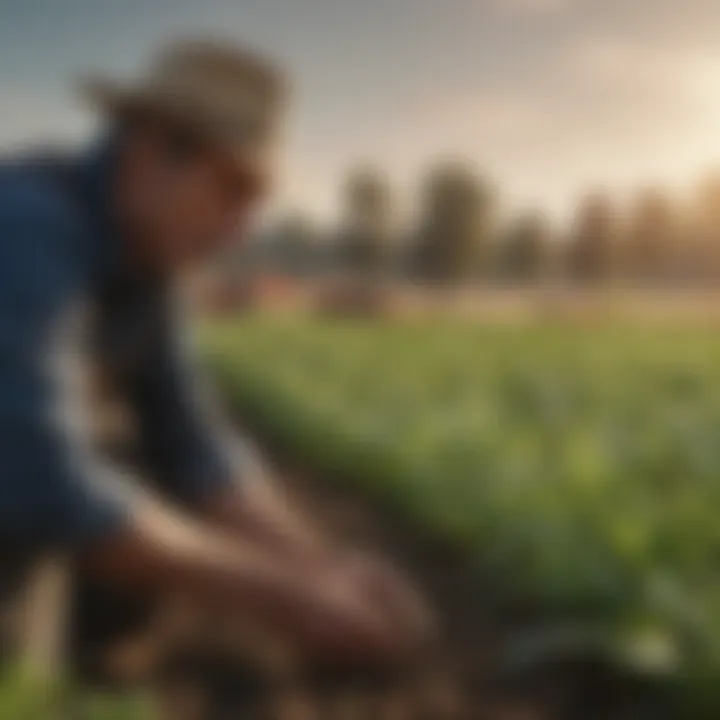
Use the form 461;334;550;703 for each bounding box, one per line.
0;39;430;674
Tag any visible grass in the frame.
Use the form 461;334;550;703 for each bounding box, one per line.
0;667;153;719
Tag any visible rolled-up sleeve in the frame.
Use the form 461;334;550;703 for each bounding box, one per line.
0;189;132;547
126;294;242;507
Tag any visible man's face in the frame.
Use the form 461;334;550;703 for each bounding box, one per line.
117;122;270;270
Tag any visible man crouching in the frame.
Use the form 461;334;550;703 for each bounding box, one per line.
0;38;433;690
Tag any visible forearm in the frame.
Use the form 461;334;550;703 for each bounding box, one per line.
82;496;316;625
203;474;336;569
79;496;411;665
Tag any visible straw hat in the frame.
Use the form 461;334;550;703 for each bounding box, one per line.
83;39;288;173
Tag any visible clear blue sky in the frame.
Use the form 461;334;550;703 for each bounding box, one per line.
3;0;720;221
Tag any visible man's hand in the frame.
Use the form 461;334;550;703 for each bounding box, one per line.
336;553;438;652
284;562;424;666
205;477;438;660
82;495;427;668
205;474;334;566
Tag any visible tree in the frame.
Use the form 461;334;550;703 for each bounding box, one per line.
696;174;720;238
690;174;720;282
266;212;318;276
336;167;395;279
496;211;552;283
566;192;617;284
412;161;495;283
622;189;676;283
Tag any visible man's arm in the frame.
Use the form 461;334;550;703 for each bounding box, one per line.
0;191;409;665
125;295;436;644
82;493;403;665
0;187;130;546
126;293;335;566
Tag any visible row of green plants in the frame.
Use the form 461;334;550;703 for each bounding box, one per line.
203;318;720;710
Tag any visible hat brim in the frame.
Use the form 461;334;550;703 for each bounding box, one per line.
81;77;272;174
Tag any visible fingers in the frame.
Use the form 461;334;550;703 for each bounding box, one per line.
270;551;440;670
345;553;440;650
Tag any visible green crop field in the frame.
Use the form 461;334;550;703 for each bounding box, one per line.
203;318;720;704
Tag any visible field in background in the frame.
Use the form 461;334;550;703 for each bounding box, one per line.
204;318;720;711
201;276;720;326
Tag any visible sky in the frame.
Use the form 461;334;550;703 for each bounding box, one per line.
3;0;720;223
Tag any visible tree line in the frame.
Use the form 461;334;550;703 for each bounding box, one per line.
236;161;720;286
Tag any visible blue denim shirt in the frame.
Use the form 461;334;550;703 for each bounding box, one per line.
0;139;237;548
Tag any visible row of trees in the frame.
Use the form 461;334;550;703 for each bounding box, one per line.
238;162;720;285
